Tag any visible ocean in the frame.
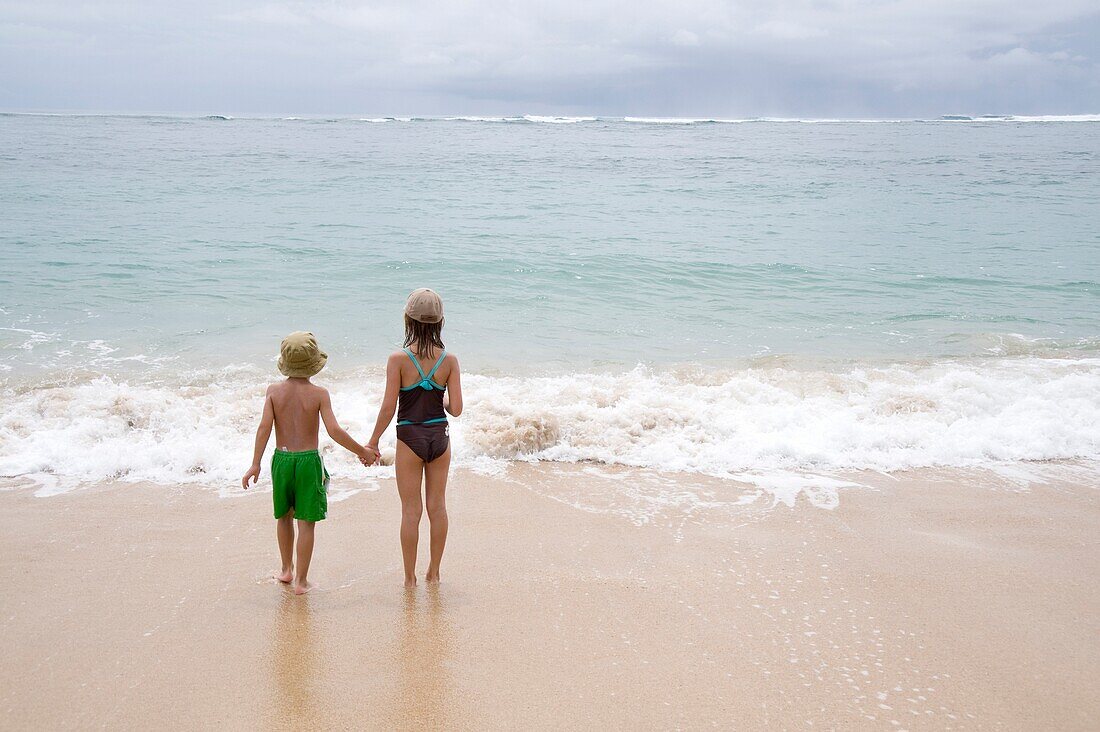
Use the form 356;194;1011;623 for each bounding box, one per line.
1;113;1098;494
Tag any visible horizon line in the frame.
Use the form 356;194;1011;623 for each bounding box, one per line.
3;110;1100;123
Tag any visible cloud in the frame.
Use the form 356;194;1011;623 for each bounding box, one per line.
0;0;1097;115
220;5;307;27
670;29;700;47
753;21;827;41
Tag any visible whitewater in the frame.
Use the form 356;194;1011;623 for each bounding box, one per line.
2;356;1098;493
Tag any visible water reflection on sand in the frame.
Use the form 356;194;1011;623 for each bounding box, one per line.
262;582;459;729
270;593;323;727
388;585;456;729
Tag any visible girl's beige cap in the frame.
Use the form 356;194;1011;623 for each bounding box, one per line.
278;331;327;377
405;288;444;323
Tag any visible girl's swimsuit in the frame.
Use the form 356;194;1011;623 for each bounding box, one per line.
395;347;450;463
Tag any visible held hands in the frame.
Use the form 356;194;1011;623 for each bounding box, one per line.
359;444;381;467
241;464;261;489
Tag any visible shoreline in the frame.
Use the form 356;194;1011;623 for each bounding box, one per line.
2;464;1097;729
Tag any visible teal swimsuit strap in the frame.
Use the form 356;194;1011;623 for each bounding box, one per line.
399;348;448;392
403;347;428;379
424;349;447;381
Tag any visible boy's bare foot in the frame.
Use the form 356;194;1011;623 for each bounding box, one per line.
274;568;294;584
404;576;417;588
293;580;313;595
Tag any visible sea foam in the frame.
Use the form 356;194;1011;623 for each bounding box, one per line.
521;115;597;124
1;357;1097;493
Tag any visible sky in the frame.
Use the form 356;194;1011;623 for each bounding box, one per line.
1;0;1098;117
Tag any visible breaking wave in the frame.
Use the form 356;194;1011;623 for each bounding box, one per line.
1;357;1098;493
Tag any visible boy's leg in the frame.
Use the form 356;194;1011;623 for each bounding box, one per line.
270;452;296;583
294;519;315;595
395;440;425;588
288;451;326;595
275;509;295;583
423;445;451;583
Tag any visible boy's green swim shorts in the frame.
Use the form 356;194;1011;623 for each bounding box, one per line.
271;449;329;522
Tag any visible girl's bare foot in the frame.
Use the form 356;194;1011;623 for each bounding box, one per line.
404;576;417;588
274;568;294;584
425;569;440;583
293;580;313;595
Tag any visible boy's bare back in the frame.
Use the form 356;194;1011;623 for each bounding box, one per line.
267;378;325;451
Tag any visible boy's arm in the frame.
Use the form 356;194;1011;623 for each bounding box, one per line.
443;354;463;417
242;391;275;489
367;353;403;452
319;389;373;461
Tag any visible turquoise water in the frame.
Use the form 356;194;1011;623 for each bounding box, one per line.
2;114;1098;376
2;114;1099;489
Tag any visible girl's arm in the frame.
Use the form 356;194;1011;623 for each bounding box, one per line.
367;353;403;451
443;355;463;417
242;391;275;489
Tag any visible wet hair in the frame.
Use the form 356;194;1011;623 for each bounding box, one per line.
403;315;445;358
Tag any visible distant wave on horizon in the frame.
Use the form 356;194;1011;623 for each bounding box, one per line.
3;112;1099;124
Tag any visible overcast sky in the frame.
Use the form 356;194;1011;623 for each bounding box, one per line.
1;1;1098;117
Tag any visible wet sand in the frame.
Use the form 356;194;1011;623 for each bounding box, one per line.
1;464;1098;730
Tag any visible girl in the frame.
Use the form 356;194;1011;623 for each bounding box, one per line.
367;288;463;587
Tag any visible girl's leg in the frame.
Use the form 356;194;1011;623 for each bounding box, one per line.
275;509;295;582
395;440;425;587
424;445;451;583
294;519;315;595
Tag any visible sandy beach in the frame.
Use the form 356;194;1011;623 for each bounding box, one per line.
1;463;1097;730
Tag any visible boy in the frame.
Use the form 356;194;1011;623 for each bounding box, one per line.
242;331;377;595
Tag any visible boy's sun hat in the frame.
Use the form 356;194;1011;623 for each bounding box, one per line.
278;331;327;377
405;288;444;324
